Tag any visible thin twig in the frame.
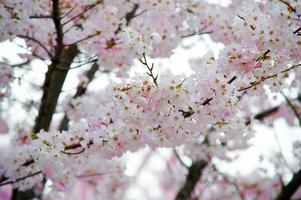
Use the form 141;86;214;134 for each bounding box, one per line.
60;148;86;155
60;5;77;19
0;171;42;187
139;53;158;87
65;31;101;46
62;1;103;26
76;171;115;179
211;163;244;200
29;15;52;19
181;24;213;38
173;149;189;169
278;0;297;13
0;60;31;68
70;58;98;69
181;30;213;38
280;91;301;127
17;34;53;58
273;130;294;172
238;64;301;92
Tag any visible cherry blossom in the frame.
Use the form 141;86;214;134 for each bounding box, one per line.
1;0;301;199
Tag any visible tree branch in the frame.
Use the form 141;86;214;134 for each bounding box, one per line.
33;44;78;133
281;91;301;127
12;1;78;199
0;171;41;187
62;1;103;26
173;149;189;169
52;0;63;58
175;160;207;200
278;0;297;14
59;62;99;130
114;3;139;34
17;34;53;58
238;64;301;92
275;169;301;200
29;15;52;19
274;93;301;200
139;53;158;87
65;31;101;46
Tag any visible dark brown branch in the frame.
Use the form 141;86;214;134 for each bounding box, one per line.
200;97;213;106
60;148;85;155
59;62;99;130
275;169;301;200
173;149;189;169
254;106;279;120
33;44;78;133
0;171;42;187
293;27;301;35
139;53;158;87
125;4;139;26
0;176;8;184
70;58;98;69
227;76;237;84
62;141;94;152
64;143;83;150
17;34;53;58
238;64;301;92
76;172;109;179
181;23;213;38
238;74;277;92
52;0;64;57
65;31;101;46
115;3;139;34
60;5;77;19
278;0;297;13
21;159;35;167
175;160;207;200
245;95;301;125
29;15;52;19
281;64;301;74
281;91;301;127
181;30;213;38
63;23;80;34
196;74;237;107
62;1;103;26
211;163;244;200
32;0;74;132
0;60;31;68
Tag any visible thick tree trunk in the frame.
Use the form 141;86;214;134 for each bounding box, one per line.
12;45;78;200
59;62;98;130
33;45;78;133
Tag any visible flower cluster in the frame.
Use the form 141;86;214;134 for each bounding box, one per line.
1;0;301;199
0;69;252;192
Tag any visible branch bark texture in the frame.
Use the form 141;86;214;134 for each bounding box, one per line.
175;160;207;200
